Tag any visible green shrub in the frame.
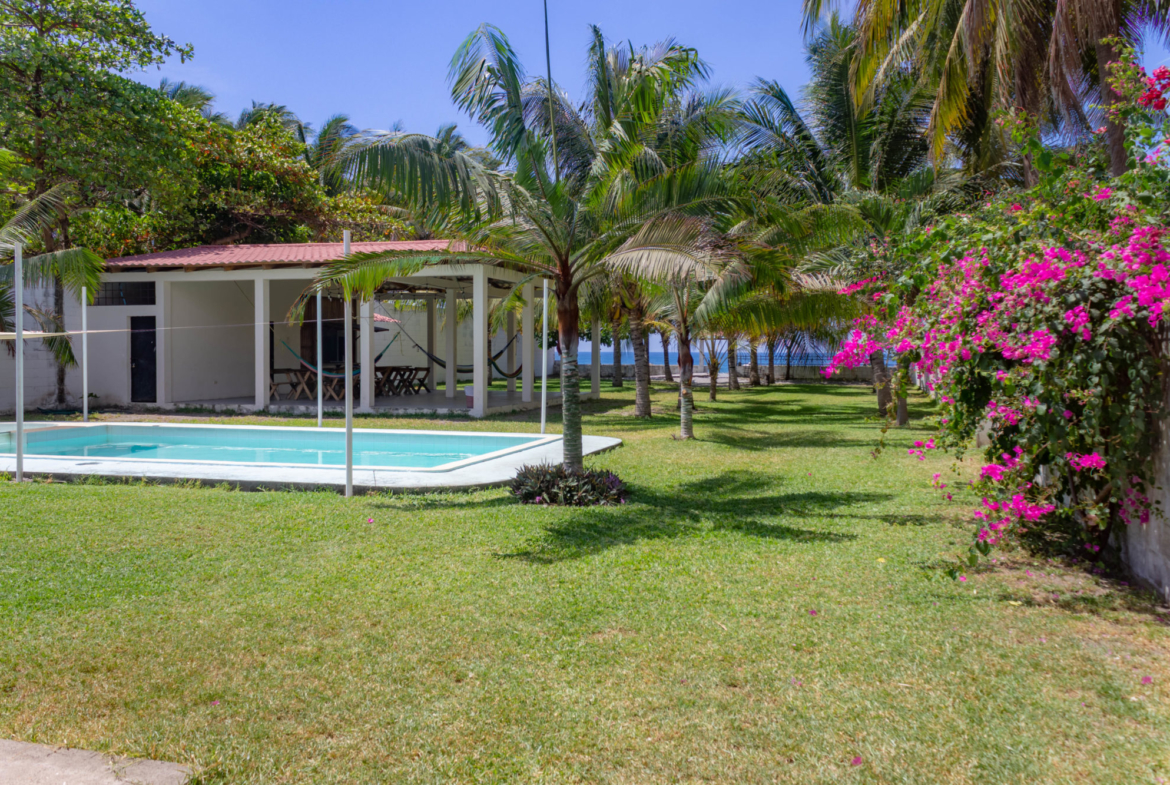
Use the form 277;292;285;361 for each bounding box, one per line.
511;464;627;506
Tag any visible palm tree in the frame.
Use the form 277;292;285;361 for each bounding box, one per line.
299;114;359;195
236;101;303;133
316;25;739;469
803;0;1170;177
158;79;232;125
0;164;103;369
735;21;976;418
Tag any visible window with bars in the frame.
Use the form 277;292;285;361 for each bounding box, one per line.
93;281;155;306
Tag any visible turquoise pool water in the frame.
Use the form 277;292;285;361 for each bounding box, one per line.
1;425;545;470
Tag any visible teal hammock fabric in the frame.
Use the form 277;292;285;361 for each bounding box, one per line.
279;335;397;378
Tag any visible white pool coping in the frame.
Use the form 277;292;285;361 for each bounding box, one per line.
0;423;623;492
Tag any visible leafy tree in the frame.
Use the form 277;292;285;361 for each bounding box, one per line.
0;0;193;401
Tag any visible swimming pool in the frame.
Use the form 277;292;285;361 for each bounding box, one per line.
0;423;554;472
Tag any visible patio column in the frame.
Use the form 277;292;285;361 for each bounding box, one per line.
426;296;436;392
506;311;516;393
591;320;601;399
521;281;534;403
445;288;457;399
472;265;487;417
253;277;270;409
359;299;374;412
157;280;172;405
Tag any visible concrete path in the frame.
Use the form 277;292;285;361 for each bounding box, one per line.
0;740;189;784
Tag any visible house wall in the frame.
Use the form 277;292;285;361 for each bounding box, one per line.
170;281;254;402
0;283;84;413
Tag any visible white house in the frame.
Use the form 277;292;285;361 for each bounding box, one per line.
1;240;570;418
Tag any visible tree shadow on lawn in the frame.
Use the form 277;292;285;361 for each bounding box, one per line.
700;426;872;451
497;472;877;564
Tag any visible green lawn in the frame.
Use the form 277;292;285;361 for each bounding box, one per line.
2;384;1168;784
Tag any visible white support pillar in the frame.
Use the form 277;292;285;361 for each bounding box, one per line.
426;296;436;392
445;288;457;399
13;243;23;482
472;266;487;418
344;294;354;497
253;277;270;409
506;310;517;393
316;291;323;427
591;320;601;399
521;282;534;403
81;286;88;422
359;299;375;412
157;280;171;405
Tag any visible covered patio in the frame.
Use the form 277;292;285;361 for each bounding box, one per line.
96;241;569;417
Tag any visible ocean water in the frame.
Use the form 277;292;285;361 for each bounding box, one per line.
576;349;833;372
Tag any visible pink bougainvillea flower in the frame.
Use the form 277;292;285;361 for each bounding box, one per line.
809;610;818;616
1009;204;1023;212
367;518;374;523
211;700;220;706
1142;676;1154;685
1067;452;1107;471
851;756;863;766
959;576;967;582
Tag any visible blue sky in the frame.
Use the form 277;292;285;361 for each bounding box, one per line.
133;1;1170;147
132;0;823;145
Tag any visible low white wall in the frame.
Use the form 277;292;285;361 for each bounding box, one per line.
1121;375;1170;602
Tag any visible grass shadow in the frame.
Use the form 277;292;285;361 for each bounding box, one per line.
498;472;875;564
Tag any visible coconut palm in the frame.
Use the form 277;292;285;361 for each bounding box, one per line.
735;21;979;418
802;0;1170;177
0;166;103;367
301;114;359;195
158;79;232;124
315;25;741;469
236;101;303;133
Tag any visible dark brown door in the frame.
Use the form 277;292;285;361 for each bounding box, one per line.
130;316;157;403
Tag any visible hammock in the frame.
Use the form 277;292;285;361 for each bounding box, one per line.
279;335;397;379
394;325;523;375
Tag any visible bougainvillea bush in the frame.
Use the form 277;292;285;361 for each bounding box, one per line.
825;56;1170;570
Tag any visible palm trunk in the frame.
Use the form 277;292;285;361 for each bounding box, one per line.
766;333;777;385
785;335;794;381
630;308;651;417
1096;38;1128;177
558;293;583;471
660;328;674;382
748;336;760;386
895;355;910;426
611;319;623;388
707;338;718;401
726;333;739;391
678;334;695;440
870;351;891;417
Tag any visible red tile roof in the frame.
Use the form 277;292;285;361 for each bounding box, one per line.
104;240;455;269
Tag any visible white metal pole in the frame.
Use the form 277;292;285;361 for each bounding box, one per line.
343;230;353;497
81;285;88;423
14;243;23;482
316;290;323;428
540;278;549;435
